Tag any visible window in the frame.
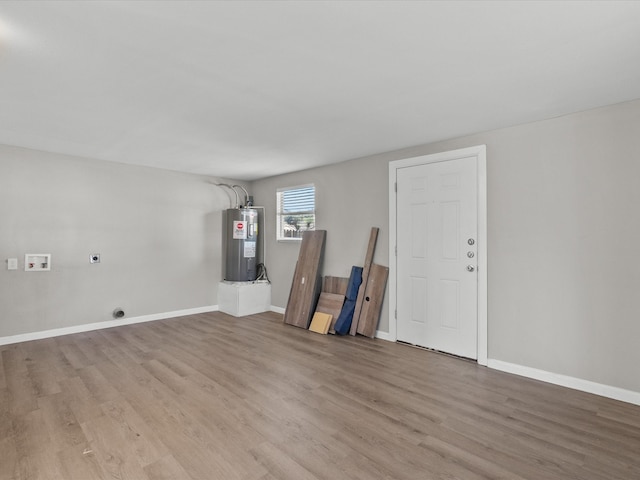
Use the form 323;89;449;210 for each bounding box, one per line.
277;184;315;240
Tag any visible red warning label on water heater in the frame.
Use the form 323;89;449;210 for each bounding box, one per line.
233;221;247;239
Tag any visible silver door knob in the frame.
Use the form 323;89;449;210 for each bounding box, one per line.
466;265;475;272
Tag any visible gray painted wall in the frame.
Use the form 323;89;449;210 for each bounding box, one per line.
0;145;241;337
252;98;640;393
251;158;390;325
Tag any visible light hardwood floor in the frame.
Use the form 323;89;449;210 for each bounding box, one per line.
1;311;639;479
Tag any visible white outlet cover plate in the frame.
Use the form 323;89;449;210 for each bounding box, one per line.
7;258;18;270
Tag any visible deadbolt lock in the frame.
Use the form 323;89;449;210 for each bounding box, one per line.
468;238;475;245
467;251;475;258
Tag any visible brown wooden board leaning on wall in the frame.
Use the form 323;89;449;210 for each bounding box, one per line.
350;227;379;335
356;263;389;338
283;230;326;329
322;276;349;296
315;292;346;334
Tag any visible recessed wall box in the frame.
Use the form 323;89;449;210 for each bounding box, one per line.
25;254;51;271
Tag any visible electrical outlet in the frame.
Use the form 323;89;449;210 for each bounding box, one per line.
7;258;18;270
90;254;100;264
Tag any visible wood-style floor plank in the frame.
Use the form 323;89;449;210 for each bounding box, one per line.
1;311;640;480
2;345;39;417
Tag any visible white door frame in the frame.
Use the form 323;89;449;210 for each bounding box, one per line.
389;145;487;366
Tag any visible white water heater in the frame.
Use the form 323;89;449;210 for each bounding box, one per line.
225;208;258;281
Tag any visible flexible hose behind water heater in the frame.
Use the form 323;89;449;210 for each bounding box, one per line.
232;184;251;206
256;263;270;283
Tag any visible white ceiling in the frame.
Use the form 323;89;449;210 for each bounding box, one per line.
1;1;640;181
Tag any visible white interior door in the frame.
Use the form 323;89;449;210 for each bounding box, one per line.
396;156;478;359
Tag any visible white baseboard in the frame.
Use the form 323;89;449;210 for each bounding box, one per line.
0;305;219;346
488;359;640;407
375;330;394;342
270;306;286;314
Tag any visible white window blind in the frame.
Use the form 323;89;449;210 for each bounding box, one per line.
277;184;315;240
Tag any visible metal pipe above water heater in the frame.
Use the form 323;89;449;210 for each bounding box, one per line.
225;208;259;282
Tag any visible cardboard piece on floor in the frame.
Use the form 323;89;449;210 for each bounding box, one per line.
316;292;345;333
284;230;326;329
350;227;379;335
356;263;389;338
309;312;332;334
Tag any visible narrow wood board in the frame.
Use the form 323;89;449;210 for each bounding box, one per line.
315;292;345;333
350;227;379;335
309;312;332;334
356;263;389;338
322;276;349;296
283;230;326;329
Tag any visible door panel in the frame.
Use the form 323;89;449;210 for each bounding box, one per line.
396;156;478;358
439;279;459;329
410;276;427;324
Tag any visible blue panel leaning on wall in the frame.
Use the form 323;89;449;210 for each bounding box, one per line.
333;266;363;335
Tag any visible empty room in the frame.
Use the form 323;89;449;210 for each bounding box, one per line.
1;1;640;479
